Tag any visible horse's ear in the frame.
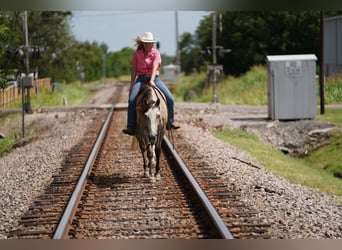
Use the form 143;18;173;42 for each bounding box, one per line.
144;99;148;106
155;99;160;107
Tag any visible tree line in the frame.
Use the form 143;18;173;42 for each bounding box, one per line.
0;11;139;86
1;11;341;87
180;11;342;76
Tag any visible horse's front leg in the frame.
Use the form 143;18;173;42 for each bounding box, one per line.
154;146;161;181
147;144;156;181
142;151;149;177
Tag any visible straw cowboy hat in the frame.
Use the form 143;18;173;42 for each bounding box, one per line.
138;32;157;43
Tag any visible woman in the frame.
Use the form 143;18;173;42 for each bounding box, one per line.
123;32;180;135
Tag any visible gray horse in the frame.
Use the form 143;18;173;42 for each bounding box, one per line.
135;84;168;181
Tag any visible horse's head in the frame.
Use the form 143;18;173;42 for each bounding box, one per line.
144;98;162;145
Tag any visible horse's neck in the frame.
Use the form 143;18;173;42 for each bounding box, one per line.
151;86;166;103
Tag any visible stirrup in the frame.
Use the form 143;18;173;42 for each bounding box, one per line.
122;128;135;136
166;123;180;130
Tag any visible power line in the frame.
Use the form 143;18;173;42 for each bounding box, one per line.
72;11;160;18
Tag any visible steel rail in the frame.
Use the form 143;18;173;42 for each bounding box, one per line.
163;135;234;239
52;105;115;239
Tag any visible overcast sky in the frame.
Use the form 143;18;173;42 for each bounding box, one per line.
70;11;209;56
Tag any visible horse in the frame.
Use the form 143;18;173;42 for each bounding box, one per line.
135;84;168;182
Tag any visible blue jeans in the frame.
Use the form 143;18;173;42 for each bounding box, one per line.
127;76;175;130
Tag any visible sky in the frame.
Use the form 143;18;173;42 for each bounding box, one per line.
70;11;209;56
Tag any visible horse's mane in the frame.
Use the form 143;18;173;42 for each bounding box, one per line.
136;85;152;111
136;85;164;113
137;84;153;100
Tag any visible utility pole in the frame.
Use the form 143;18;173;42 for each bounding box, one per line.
319;11;325;115
211;12;220;103
205;12;231;103
175;11;181;66
21;11;28;138
212;12;217;65
21;10;35;138
23;11;33;114
102;53;106;84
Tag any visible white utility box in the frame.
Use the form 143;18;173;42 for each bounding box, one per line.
266;54;317;120
162;64;180;82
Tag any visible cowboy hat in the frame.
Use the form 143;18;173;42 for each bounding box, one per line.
138;32;157;43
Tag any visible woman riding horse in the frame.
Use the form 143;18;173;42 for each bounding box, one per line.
123;32;180;136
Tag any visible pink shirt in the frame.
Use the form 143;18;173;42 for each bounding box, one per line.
131;48;161;75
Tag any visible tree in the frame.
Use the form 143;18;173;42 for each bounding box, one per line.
0;11;75;81
0;12;23;75
0;13;10;88
179;32;205;74
106;47;135;78
191;11;341;76
28;11;74;79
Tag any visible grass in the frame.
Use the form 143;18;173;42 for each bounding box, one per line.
172;72;207;102
3;81;94;109
325;73;342;103
0;137;16;156
175;64;342;106
0;113;20;156
174;65;268;104
212;107;342;201
33;81;94;107
214;122;342;201
303;108;342;180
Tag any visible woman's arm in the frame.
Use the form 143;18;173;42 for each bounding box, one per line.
149;63;159;87
130;66;137;92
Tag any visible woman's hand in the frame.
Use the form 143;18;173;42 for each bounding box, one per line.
149;79;156;87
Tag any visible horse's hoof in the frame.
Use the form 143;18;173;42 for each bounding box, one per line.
144;171;150;178
150;176;156;183
155;174;161;181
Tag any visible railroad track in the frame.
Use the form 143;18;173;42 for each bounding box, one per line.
7;84;270;239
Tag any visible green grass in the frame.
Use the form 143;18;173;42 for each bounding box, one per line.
303;132;342;177
173;72;207;102
4;81;95;109
174;65;268;104
0;137;16;156
34;81;93;107
317;108;342;124
218;65;268;104
325;74;342;104
175;65;342;106
303;108;342;180
214;126;342;201
0;113;20;156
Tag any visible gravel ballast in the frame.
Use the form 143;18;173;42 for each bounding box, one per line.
0;109;105;239
0;99;341;239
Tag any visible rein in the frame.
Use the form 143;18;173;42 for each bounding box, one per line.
151;85;176;150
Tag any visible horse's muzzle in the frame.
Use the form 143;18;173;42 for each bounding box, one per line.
149;135;157;145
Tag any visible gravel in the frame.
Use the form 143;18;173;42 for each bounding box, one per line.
175;102;342;239
0;91;341;239
0;109;105;239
